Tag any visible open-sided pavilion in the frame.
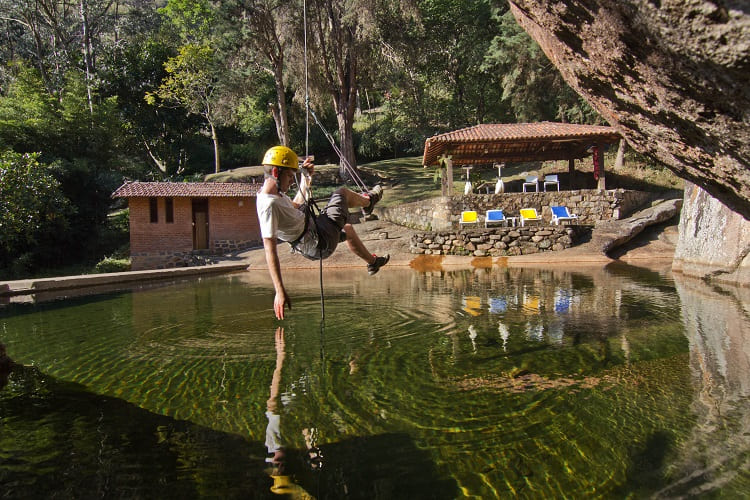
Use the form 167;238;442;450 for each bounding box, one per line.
422;122;622;192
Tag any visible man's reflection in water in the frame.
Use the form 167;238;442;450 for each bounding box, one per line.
265;327;321;497
0;343;16;390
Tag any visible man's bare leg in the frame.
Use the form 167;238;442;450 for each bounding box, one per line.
336;187;371;209
334;186;389;273
343;224;376;264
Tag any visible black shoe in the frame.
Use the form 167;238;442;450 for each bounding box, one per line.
367;254;390;275
363;185;383;215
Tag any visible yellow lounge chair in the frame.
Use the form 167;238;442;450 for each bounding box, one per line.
519;208;541;227
459;210;478;228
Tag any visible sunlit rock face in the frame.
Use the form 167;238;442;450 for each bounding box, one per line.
509;1;750;220
673;181;750;283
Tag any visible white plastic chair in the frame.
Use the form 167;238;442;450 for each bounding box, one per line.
522;176;538;192
543;175;560;191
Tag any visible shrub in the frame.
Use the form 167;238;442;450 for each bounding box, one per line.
94;256;131;273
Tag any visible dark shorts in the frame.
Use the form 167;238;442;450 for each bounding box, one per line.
315;191;348;257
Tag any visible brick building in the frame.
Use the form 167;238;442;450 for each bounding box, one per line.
113;181;262;270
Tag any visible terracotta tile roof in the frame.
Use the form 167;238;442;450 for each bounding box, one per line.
112;181;262;198
422;122;621;166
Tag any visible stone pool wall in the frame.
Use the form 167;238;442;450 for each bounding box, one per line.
411;225;588;256
379;189;651;231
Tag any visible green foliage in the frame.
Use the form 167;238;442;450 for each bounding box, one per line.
94;257;131;273
158;0;215;43
146;44;217;115
0;64;57;152
482;9;599;123
0;151;71;272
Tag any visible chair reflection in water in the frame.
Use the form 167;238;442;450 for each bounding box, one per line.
462;296;482;316
489;297;507;314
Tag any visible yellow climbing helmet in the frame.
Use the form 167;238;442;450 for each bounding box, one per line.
262;146;299;170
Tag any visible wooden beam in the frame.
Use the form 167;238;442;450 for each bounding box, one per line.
568;158;575;190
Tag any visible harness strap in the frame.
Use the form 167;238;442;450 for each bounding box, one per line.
288;217;309;248
289;200;329;255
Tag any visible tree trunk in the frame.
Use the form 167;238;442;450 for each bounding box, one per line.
272;65;290;146
210;121;220;173
308;0;360;181
335;106;357;181
332;44;358;181
79;0;94;116
614;139;626;169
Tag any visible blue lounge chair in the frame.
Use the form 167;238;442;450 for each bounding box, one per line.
485;209;508;228
550;206;579;225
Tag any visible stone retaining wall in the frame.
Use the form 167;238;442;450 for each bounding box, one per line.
411;225;588;256
380;189;651;231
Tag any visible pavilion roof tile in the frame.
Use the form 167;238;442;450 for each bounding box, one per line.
112;181;262;198
422;122;621;166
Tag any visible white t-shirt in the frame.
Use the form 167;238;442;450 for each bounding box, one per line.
257;191;319;256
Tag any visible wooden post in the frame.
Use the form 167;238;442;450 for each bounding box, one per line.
444;157;453;196
596;144;606;190
568;158;575;189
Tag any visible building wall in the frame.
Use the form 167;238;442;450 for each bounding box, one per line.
128;196;261;270
129;197;194;255
209;197;262;253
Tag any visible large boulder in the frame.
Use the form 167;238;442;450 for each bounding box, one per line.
673;181;750;284
509;1;749;219
509;1;750;283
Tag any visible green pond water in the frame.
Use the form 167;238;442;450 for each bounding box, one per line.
1;265;748;498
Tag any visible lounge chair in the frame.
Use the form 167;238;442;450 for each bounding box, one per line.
519;208;541;227
484;209;508;228
550;206;579;225
543;174;560;191
459;210;478;228
522;176;538;192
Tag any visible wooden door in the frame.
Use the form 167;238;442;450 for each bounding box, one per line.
192;199;209;250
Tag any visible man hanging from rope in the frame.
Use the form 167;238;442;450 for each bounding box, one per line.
257;146;390;320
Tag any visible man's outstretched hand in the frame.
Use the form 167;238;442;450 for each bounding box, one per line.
274;290;292;320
